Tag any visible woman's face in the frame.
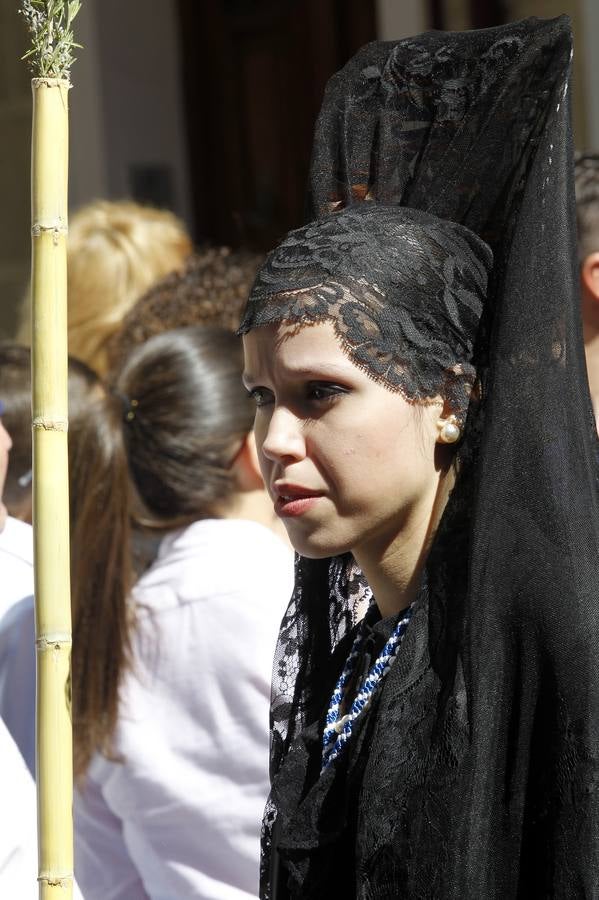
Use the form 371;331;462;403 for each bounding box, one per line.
0;408;13;532
242;321;445;560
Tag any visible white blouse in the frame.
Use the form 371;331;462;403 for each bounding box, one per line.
74;518;294;900
0;516;33;621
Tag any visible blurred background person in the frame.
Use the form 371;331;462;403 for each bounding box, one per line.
16;200;192;376
0;345;101;625
575;151;599;430
0;346;33;635
106;246;263;374
0;345;34;524
0;347;101;769
0;399;83;899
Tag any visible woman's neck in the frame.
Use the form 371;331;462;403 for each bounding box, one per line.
353;467;455;619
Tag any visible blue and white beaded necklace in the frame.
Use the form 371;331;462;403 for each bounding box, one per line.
321;603;414;771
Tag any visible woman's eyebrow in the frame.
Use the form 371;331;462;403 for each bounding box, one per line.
278;363;351;378
243;363;352;388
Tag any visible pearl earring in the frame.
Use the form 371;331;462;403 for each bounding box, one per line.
437;414;462;444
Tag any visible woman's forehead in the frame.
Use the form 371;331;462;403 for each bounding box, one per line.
242;321;353;381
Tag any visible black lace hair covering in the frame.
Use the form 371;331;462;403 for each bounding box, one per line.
240;204;492;408
240;16;599;899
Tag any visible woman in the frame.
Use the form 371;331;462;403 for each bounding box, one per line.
71;326;293;899
239;17;599;899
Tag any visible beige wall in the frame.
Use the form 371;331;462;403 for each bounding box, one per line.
69;0;109;210
376;0;431;39
380;0;592;150
93;0;192;225
507;0;587;147
0;0;32;338
443;0;471;31
580;0;599;150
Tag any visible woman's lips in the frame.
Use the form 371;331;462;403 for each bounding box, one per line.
274;495;323;518
273;485;325;518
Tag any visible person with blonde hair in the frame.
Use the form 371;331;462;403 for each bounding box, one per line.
17;200;192;375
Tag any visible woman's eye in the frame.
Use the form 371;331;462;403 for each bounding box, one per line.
307;383;348;402
248;387;274;408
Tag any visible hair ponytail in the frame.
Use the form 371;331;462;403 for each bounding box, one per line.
69;389;133;778
70;325;255;777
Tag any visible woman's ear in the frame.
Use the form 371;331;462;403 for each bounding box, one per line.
231;431;264;492
581;252;599;303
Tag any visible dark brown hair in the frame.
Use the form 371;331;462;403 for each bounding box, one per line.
0;343;99;517
71;326;254;775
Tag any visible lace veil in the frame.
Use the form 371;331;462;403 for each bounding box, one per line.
240;16;599;897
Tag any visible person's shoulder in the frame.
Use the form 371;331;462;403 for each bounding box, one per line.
133;518;293;613
190;518;294;584
0;518;33;566
0;594;34;635
0;520;34;621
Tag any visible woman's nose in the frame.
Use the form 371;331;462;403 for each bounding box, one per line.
260;406;305;464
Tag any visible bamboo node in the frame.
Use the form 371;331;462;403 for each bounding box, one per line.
38;871;73;887
36;632;72;650
32;416;69;433
31;223;68;239
31;76;71;89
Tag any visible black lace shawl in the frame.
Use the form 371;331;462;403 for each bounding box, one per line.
240;16;599;899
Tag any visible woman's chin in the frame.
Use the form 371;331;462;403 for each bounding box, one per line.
284;525;351;560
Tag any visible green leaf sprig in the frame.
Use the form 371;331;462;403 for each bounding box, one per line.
20;0;82;79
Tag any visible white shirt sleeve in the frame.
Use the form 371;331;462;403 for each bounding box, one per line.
0;717;85;900
0;717;38;900
0;596;37;774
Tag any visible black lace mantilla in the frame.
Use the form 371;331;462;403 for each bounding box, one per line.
242;15;599;900
240;205;491;406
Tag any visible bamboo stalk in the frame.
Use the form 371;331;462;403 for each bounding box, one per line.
20;2;81;896
31;74;73;900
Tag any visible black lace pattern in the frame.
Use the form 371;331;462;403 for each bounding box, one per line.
240;205;490;407
241;16;599;900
